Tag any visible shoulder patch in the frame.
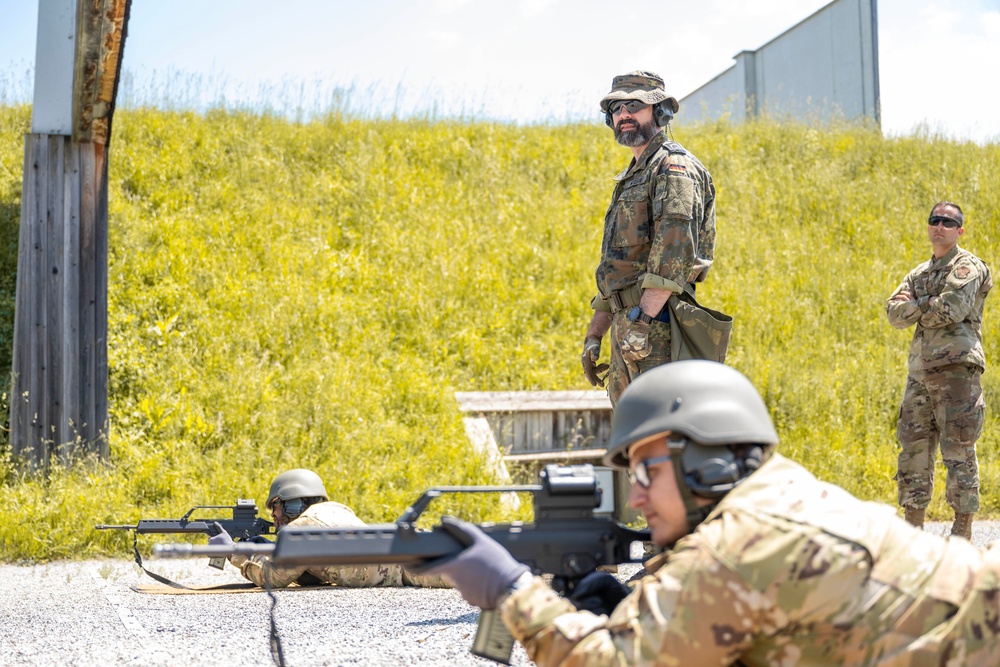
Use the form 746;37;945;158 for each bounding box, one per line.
662;140;688;155
667;163;687;174
954;266;971;279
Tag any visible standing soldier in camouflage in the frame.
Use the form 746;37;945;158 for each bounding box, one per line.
414;362;1000;666
886;201;992;540
580;71;716;407
209;469;448;589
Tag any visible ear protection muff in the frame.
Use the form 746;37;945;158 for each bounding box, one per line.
678;440;763;498
282;498;307;518
604;111;613;128
652;101;674;127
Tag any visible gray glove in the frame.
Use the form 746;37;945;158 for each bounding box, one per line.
620;321;651;376
581;336;609;387
409;516;529;609
208;522;235;547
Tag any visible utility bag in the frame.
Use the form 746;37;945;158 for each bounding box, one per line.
666;290;733;363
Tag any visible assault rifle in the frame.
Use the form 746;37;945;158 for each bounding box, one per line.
154;465;650;664
96;499;274;585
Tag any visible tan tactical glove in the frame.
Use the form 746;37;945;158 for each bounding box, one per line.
581;336;609;387
620;321;651;377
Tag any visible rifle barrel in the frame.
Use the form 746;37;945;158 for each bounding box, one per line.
153;520;648;578
154;543;276;559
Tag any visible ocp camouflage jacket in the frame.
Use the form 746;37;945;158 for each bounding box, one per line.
886;245;992;373
500;454;1000;666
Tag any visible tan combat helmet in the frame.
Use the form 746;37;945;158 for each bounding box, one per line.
266;468;329;512
604;361;779;532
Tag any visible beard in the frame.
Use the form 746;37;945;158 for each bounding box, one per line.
614;117;659;147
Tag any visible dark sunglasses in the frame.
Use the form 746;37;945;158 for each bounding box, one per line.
928;215;961;229
610;99;650;116
627;454;672;488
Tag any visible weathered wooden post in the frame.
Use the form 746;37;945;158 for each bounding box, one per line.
10;0;130;471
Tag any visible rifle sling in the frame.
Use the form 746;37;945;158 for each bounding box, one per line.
130;531;241;591
267;584;287;667
127;532;287;667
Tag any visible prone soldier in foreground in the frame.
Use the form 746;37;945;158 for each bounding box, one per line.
416;360;1000;666
210;468;448;589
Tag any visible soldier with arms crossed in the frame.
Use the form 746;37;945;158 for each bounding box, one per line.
886;201;992;539
210;468;448;589
581;70;716;406
414;361;1000;666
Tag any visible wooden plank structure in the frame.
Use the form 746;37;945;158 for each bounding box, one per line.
455;391;639;522
455;391;613;460
10;0;131;471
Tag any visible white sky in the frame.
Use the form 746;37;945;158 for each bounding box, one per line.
1;0;999;142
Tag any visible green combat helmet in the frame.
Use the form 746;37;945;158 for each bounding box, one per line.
266;469;329;518
604;360;779;532
599;70;679;123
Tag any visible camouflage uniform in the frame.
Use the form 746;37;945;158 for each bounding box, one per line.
591;130;715;405
230;501;449;589
500;454;1000;666
886;245;992;512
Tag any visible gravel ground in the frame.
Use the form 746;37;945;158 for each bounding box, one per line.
0;554;544;667
1;521;997;667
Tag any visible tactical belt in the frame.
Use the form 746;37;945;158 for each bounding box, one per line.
604;283;696;315
606;285;643;313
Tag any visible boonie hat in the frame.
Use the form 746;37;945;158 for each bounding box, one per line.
600;70;679;114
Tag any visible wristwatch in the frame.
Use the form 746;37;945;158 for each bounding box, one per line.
627;306;654;325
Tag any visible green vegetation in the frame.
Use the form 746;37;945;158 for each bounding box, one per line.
1;103;999;562
0;105;24;406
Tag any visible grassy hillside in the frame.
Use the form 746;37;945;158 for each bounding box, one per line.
1;104;999;561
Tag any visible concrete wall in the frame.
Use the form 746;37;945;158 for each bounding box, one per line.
680;0;879;126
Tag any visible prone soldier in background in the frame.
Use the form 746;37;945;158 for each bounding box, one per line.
581;70;716;406
886;201;992;539
210;469;448;589
414;361;1000;665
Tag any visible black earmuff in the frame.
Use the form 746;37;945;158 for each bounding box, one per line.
681;443;763;498
653;101;674;127
282;498;307;518
604;111;613;128
683;456;742;498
